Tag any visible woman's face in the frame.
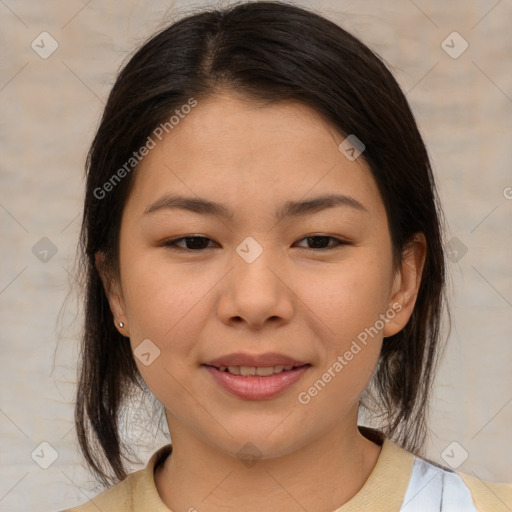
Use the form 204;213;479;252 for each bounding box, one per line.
100;92;422;460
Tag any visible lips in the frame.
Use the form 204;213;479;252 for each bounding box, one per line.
217;364;298;376
203;352;311;400
205;351;308;368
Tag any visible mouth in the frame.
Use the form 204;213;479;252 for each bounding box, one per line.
208;364;310;376
204;351;309;369
202;353;312;400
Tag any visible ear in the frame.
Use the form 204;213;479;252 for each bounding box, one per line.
383;233;427;338
95;252;129;337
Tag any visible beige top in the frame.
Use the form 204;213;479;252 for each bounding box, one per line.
60;432;512;512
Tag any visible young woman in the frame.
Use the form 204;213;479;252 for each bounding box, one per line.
60;1;511;511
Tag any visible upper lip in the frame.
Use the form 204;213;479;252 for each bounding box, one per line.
204;352;309;368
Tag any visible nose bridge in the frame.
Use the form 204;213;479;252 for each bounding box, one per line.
218;234;294;326
234;234;281;294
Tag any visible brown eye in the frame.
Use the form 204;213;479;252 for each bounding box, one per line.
164;236;216;250
294;235;347;250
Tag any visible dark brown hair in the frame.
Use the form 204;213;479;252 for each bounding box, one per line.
75;0;447;488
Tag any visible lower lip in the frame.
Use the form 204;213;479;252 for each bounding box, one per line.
204;365;311;400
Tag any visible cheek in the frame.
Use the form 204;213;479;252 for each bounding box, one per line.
302;256;393;344
293;255;391;400
296;270;386;421
121;254;217;353
122;259;213;410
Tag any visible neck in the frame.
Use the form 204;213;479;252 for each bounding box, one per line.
155;417;382;512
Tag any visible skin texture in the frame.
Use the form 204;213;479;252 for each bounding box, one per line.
97;92;426;511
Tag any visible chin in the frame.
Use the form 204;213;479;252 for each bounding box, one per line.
204;422;310;463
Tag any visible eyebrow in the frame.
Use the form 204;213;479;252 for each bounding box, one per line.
144;193;367;220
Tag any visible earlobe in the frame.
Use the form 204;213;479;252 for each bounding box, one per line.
383;234;427;338
95;252;129;336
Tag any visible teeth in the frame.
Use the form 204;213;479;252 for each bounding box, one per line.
218;365;298;376
228;365;240;375
255;366;275;376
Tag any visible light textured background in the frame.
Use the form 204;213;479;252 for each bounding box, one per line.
1;0;511;510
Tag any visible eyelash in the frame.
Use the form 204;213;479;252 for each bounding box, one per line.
162;235;349;251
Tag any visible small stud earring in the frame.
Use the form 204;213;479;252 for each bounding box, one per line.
119;322;124;328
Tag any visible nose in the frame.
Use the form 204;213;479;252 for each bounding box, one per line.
217;244;295;330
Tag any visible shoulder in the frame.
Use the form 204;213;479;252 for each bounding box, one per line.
57;444;173;512
57;471;141;512
57;469;145;512
404;452;512;512
459;471;512;512
357;427;512;512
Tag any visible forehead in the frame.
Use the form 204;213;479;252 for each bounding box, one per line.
127;93;384;220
